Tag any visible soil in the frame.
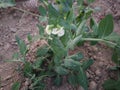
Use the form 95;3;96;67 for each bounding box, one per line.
0;0;120;90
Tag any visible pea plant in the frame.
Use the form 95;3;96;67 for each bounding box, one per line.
11;0;120;90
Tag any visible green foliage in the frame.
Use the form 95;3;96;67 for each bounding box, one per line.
103;79;120;90
54;75;62;86
11;0;120;90
27;34;32;42
55;66;68;75
90;18;98;36
36;45;49;57
11;82;21;90
67;52;84;61
48;36;67;58
0;0;15;8
15;36;27;56
82;59;94;70
63;59;81;71
23;62;33;77
87;0;95;3
112;48;120;64
39;6;47;16
37;25;45;37
68;73;78;86
98;14;114;38
77;67;88;90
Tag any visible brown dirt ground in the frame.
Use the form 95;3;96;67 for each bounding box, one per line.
0;0;120;90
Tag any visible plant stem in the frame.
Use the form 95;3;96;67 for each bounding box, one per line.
81;38;103;41
81;38;117;47
12;6;40;17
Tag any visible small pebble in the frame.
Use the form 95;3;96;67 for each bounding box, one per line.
78;86;84;90
0;88;4;90
10;28;16;33
99;57;105;61
25;81;29;86
93;55;97;59
3;43;10;50
95;76;100;81
12;39;16;42
0;42;3;46
87;47;93;51
84;43;90;47
98;52;102;56
92;46;98;51
89;81;97;90
13;12;19;17
24;78;31;86
86;72;90;78
95;69;102;77
88;53;92;56
98;62;104;67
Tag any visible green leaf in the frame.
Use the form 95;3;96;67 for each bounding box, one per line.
63;59;81;71
98;14;114;38
12;52;19;59
36;45;49;57
54;75;62;86
70;24;77;31
27;33;32;42
84;9;93;19
56;0;71;14
59;19;71;29
17;40;27;56
54;56;61;66
68;52;84;61
48;4;59;17
39;6;46;16
55;66;68;75
0;0;15;8
104;32;120;42
66;9;75;23
68;73;78;86
11;82;21;90
15;36;27;56
67;35;82;49
60;0;73;8
32;84;45;90
31;76;46;87
23;62;33;77
39;16;48;23
77;67;88;90
77;0;84;5
103;79;116;90
60;30;71;46
48;36;67;58
82;59;94;70
90;18;98;35
37;24;44;37
87;0;95;4
103;79;120;90
33;57;43;69
76;20;86;36
112;48;120;64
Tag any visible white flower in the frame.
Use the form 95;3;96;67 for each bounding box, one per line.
51;28;59;34
45;25;53;35
45;25;51;35
51;27;65;37
57;27;65;37
45;25;65;37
